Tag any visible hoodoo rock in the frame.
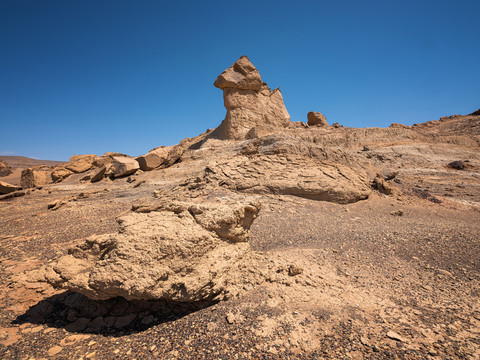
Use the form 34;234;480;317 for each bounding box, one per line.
211;56;290;140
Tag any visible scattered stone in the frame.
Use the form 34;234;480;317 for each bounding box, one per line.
331;122;343;128
387;330;406;342
362;145;370;151
448;160;466;170
390;209;404;216
226;313;236;324
307;111;328;127
0;181;21;194
288;265;303;276
47;345;63;355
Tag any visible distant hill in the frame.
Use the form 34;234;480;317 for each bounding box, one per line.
0;156;64;186
0;156;64;169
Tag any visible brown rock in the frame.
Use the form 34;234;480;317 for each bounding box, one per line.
65;154;99;173
307;111;328;127
373;173;395;195
136;147;168;171
41;200;288;302
0;160;12;177
20;166;52;189
51;166;73;182
90;166;107;183
109;156;139;178
211;56;290;140
0;181;21;194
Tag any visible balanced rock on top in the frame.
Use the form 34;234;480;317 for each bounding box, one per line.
210;56;290;140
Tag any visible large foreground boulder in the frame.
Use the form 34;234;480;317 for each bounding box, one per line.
20;166;52;188
40;200;295;302
0;181;21;194
211;56;290;140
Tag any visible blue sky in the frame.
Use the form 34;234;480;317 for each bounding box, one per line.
1;1;479;160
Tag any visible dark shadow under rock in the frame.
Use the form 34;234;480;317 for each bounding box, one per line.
13;291;217;336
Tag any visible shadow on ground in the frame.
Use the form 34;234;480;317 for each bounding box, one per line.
14;291;216;336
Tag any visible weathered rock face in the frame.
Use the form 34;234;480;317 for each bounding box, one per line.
20;166;52;188
41;200;291;302
211;56;290;140
136;147;168;171
307;111;328;127
201;155;371;204
0;181;21;194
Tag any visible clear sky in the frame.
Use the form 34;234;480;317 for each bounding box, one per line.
1;1;479;160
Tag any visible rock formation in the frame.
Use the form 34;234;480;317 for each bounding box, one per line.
136;147;168;171
307;111;328;127
210;56;290;140
40;200;301;302
20;166;52;188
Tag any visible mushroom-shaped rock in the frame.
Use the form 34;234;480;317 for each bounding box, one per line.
307;111;328;127
211;56;290;140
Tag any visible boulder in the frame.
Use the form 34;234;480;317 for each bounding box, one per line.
307;111;328;127
211;56;290;140
20;166;52;188
109;156;139;178
0;160;12;177
136;147;168;171
51;166;73;182
41;200;290;302
0;181;21;194
90;166;107;182
65;154;99;173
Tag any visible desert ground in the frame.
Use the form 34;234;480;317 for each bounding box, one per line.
1;57;479;359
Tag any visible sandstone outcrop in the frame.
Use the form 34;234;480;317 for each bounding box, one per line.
136;147;168;171
40;200;298;302
211;56;290;140
307;111;328;127
20;166;52;188
65;154;99;173
0;180;21;194
200;155;371;204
